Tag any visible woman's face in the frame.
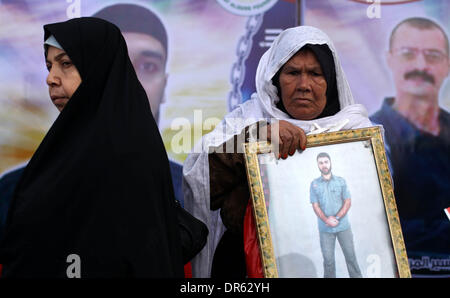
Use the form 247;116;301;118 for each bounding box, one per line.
278;48;328;120
46;46;82;112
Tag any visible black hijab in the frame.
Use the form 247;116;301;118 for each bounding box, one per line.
0;17;183;278
274;43;340;119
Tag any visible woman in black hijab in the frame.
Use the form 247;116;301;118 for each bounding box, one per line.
0;17;183;278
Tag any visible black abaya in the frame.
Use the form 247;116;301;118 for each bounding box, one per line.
0;17;183;278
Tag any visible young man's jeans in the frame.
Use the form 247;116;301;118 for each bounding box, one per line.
319;228;362;278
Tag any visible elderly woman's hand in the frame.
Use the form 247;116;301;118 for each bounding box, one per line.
267;120;307;159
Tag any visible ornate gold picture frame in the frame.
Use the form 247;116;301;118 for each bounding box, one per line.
243;126;411;278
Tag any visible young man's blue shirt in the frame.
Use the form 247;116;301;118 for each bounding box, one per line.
310;174;351;233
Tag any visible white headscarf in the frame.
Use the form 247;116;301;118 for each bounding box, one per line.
183;26;373;277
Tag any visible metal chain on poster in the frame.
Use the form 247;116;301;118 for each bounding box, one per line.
227;13;263;112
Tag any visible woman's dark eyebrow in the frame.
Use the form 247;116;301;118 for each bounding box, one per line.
46;52;69;63
283;65;323;72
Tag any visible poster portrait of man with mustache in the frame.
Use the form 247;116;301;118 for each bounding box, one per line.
370;17;450;277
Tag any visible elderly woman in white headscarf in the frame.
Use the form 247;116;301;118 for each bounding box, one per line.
183;26;373;278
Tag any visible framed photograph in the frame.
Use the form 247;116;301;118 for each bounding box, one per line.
243;126;411;278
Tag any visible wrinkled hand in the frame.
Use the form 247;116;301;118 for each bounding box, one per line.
267;120;307;159
325;216;339;227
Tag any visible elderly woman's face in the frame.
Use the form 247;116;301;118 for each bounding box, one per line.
278;48;327;120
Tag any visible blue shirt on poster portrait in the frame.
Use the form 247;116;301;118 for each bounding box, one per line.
0;166;25;242
169;159;184;207
370;97;450;261
310;175;351;233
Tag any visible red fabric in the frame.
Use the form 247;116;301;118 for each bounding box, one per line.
243;199;264;278
184;262;192;278
445;207;450;220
